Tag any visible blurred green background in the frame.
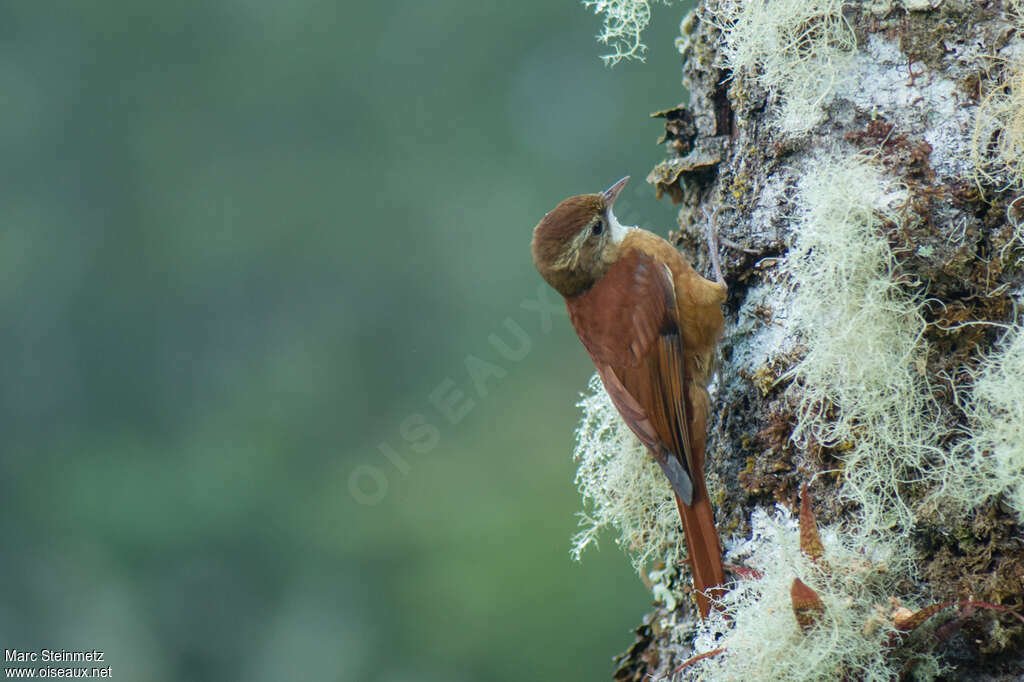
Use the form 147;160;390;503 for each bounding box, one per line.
0;2;694;679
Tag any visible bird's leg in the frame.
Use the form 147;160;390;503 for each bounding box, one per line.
702;206;760;285
702;206;727;286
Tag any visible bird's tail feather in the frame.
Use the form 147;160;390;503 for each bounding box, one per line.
675;489;725;618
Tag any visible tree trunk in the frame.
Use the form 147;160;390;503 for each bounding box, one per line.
603;1;1024;679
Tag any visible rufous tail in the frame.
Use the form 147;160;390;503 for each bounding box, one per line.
675;486;725;618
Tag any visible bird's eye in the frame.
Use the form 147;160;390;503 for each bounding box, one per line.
591;220;604;236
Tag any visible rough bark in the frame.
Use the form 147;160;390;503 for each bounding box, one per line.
613;1;1024;679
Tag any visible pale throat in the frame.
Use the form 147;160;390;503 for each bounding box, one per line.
607;208;634;245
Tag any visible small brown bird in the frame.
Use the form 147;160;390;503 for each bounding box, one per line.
531;177;727;617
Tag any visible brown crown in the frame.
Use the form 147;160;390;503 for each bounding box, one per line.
530;194;604;267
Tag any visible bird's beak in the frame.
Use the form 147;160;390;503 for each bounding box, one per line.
601;176;629;206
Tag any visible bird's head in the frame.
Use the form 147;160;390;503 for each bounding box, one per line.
530;176;633;298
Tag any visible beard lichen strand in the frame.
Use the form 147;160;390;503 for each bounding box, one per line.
782;154;954;537
571;374;683;572
686;506;940;681
708;0;856;134
950;324;1024;521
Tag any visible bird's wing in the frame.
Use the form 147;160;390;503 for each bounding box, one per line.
567;249;697;504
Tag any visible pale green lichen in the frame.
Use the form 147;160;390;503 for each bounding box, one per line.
1011;0;1024;23
571;374;683;570
687;507;942;681
710;0;856;134
649;560;680;610
948;323;1024;520
782;154;956;535
583;0;673;65
972;59;1024;193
